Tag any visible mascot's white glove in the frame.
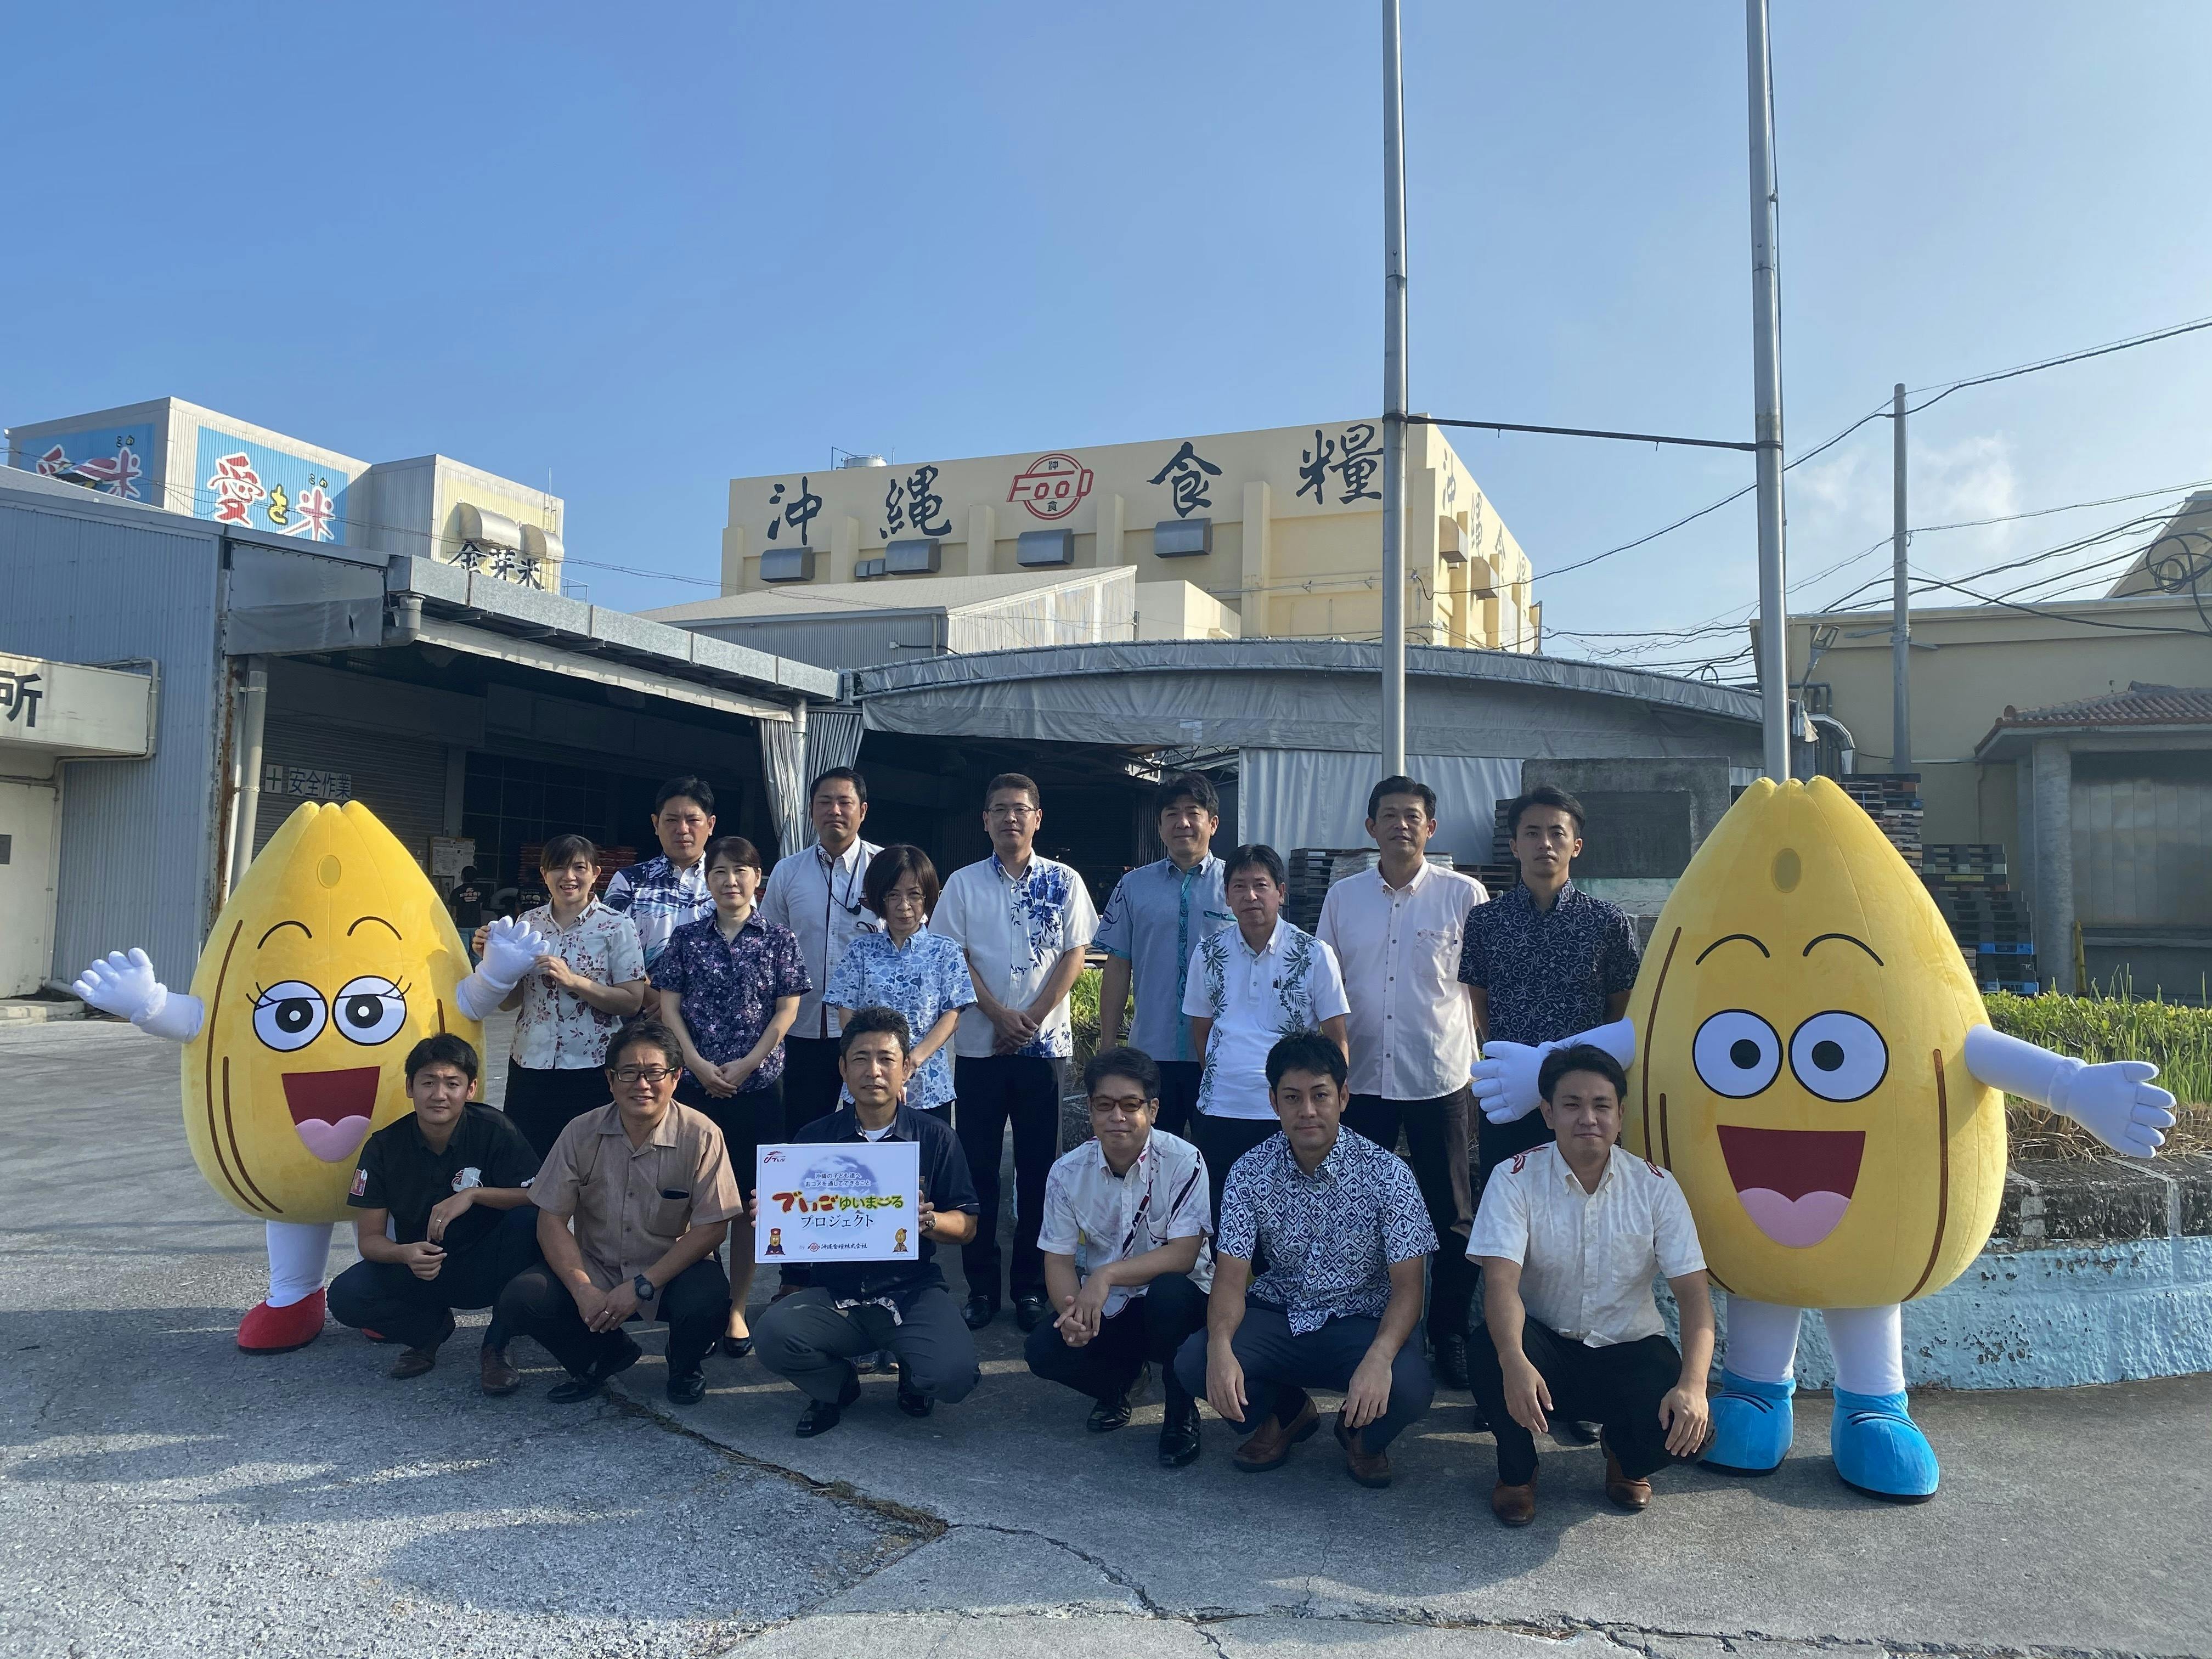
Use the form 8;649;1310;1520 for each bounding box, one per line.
455;917;550;1022
71;948;205;1042
1471;1017;1637;1125
1962;1024;2174;1160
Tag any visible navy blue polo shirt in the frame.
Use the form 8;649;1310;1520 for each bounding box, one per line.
785;1101;979;1305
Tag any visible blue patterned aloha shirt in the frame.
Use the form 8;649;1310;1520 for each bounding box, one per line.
823;924;977;1113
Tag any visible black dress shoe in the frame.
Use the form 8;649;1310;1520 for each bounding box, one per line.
797;1374;864;1437
1087;1363;1149;1432
1554;1419;1601;1446
855;1347;898;1375
896;1365;933;1418
665;1368;707;1405
961;1294;998;1331
717;1333;754;1361
1013;1293;1050;1333
1432;1333;1470;1390
547;1337;642;1404
1158;1395;1202;1468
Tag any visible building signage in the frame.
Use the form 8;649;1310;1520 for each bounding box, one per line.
1008;452;1093;521
263;764;352;803
22;422;159;502
194;428;351;542
1;667;42;728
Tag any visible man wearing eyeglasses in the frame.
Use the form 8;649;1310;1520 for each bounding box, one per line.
762;767;883;1129
931;772;1098;1334
490;1019;745;1406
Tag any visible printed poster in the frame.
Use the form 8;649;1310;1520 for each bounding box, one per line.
754;1140;921;1265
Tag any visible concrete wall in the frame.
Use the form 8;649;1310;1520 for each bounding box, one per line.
720;421;1536;651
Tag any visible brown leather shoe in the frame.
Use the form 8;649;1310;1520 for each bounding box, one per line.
1491;1477;1537;1526
1232;1389;1319;1472
1604;1444;1652;1511
1334;1412;1392;1488
479;1345;521;1397
388;1310;454;1379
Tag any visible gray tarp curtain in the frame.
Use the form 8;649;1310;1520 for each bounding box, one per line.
803;704;865;792
758;712;806;861
1239;748;1521;866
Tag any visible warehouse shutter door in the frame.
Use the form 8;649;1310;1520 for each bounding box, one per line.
254;710;450;872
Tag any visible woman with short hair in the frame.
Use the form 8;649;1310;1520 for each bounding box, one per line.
825;843;976;1127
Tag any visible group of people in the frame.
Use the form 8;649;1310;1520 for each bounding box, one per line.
340;763;1716;1522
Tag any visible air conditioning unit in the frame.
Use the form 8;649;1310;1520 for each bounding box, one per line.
1153;518;1212;558
1017;529;1074;567
760;548;817;583
885;538;941;574
856;557;888;579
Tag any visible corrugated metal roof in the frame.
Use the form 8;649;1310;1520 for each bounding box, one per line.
1992;682;2212;728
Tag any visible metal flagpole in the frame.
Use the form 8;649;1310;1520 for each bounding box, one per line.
1381;0;1409;777
1745;0;1791;781
1891;381;1912;768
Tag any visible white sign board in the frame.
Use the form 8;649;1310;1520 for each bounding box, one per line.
754;1139;921;1265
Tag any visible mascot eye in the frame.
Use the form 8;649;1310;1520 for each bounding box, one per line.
252;981;328;1051
334;975;409;1046
1691;1009;1781;1098
1789;1011;1888;1102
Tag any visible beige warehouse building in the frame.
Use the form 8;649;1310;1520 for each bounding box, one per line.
715;419;1538;651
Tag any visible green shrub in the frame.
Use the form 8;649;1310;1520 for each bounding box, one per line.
1985;990;2211;1158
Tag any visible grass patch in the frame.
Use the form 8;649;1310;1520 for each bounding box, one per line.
1985;991;2210;1160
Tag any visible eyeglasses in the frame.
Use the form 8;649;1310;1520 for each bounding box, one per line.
986;804;1039;820
609;1064;678;1085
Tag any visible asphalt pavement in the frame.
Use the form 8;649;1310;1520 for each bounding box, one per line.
2;1015;2204;1658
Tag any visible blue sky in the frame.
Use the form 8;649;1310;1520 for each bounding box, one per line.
5;3;2207;680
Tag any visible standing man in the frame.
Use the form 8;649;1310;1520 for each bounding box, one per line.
932;773;1098;1334
492;1019;743;1407
751;1008;982;1435
1459;785;1640;1180
1318;775;1487;1388
1183;844;1349;1221
605;777;720;993
1466;1045;1713;1525
329;1034;543;1395
1026;1046;1212;1468
1096;772;1231;1141
761;766;882;1130
1172;1032;1436;1488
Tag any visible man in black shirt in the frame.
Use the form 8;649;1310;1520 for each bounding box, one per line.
752;1007;981;1436
329;1034;542;1393
448;866;489;946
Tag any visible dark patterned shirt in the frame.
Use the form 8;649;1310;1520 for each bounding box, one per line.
650;911;811;1090
1217;1127;1437;1333
1455;881;1640;1046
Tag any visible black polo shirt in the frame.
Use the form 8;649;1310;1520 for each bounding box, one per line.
785;1101;980;1305
348;1105;540;1250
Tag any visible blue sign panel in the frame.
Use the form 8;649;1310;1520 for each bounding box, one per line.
192;427;354;543
14;422;160;504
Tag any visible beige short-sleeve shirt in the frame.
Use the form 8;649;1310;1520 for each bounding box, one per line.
531;1102;743;1288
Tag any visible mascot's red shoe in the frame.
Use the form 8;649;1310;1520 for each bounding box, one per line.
237;1289;326;1353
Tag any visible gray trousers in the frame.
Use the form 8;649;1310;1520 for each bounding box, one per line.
754;1285;980;1406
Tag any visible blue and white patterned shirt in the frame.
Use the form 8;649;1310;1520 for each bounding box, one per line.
823;924;977;1113
933;853;1099;1060
1182;919;1351;1121
603;853;715;970
1455;879;1640;1046
649;911;811;1091
1095;854;1232;1063
1218;1127;1437;1334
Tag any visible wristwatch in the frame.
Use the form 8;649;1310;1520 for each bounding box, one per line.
633;1273;656;1302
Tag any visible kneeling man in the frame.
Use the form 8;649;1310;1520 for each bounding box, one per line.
330;1034;541;1392
494;1019;743;1406
1466;1043;1714;1525
754;1007;983;1436
1173;1031;1436;1488
1027;1046;1212;1467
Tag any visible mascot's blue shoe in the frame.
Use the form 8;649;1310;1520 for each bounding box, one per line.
1831;1387;1939;1503
1702;1371;1793;1475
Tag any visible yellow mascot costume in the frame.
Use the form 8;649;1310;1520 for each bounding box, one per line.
74;802;484;1351
1473;777;2173;1500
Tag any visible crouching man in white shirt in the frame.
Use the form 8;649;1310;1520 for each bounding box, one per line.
1467;1043;1714;1526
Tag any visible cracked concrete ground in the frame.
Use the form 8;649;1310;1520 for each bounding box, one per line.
3;1018;2205;1657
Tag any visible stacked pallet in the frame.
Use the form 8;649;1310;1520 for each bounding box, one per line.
1921;844;2038;994
1838;773;1924;870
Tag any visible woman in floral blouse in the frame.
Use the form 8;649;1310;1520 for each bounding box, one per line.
825;844;976;1126
473;834;647;1158
652;834;809;1356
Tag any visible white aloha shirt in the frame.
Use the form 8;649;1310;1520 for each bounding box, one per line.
1182;919;1350;1121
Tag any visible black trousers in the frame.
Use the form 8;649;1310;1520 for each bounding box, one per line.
1190;1110;1280;1226
1172;1305;1435;1451
753;1284;979;1404
1466;1317;1685;1486
1024;1272;1206;1406
328;1205;544;1351
953;1054;1063;1304
1154;1060;1202;1142
676;1073;784;1203
504;1062;612;1161
493;1255;730;1382
781;1036;846;1133
1344;1087;1476;1340
1477;1106;1555;1183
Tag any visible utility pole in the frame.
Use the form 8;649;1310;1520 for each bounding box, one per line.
1891;381;1911;768
1380;0;1409;777
1745;0;1791;782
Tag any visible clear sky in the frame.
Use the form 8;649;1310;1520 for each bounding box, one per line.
5;2;2207;681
